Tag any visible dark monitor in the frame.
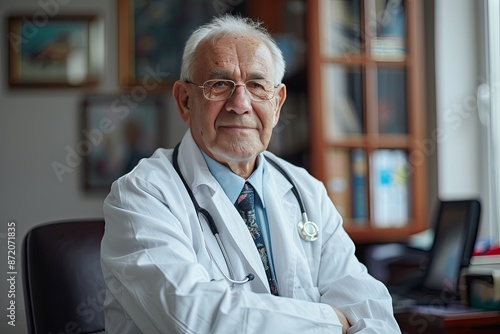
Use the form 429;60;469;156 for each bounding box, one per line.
420;199;481;295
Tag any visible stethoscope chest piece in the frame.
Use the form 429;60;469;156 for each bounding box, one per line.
298;220;319;241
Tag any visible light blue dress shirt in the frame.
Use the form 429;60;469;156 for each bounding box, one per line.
200;151;278;284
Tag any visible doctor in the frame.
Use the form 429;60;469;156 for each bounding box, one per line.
101;14;400;334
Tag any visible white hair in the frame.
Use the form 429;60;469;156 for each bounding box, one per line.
180;15;285;84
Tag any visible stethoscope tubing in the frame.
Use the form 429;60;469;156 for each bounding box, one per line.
173;144;254;285
172;143;316;285
209;234;255;285
264;156;308;219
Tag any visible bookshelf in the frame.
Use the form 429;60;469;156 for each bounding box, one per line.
308;0;427;242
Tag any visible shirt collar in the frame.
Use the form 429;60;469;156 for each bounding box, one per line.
201;150;266;206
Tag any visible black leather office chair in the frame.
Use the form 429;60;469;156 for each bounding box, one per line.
22;219;106;334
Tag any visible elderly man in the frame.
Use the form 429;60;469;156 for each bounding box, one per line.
101;14;400;334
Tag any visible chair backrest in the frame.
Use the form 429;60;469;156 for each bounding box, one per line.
22;219;106;334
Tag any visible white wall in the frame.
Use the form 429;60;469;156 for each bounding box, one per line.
0;1;185;332
434;0;491;238
435;0;480;195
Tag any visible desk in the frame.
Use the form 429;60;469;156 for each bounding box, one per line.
395;305;500;334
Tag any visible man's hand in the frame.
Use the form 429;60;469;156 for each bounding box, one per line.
332;307;350;334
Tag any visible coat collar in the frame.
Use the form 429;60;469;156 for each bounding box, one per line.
177;130;219;196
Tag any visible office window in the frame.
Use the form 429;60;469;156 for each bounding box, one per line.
479;0;500;243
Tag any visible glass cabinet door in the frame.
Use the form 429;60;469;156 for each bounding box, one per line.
320;0;362;57
375;67;407;135
370;0;406;60
322;64;364;140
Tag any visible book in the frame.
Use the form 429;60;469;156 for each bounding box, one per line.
471;255;500;267
370;149;409;227
351;148;367;224
326;149;351;219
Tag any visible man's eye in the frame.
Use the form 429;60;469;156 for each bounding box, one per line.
212;81;230;88
248;81;264;89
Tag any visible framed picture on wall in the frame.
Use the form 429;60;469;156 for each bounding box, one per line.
82;94;165;190
7;14;104;88
117;0;228;87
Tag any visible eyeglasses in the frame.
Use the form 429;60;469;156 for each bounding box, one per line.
186;79;280;102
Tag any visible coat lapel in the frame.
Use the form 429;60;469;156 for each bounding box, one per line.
262;158;301;298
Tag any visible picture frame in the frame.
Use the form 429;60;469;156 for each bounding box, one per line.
82;94;165;190
117;0;224;87
8;14;104;88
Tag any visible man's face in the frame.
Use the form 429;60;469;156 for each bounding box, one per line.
174;34;286;174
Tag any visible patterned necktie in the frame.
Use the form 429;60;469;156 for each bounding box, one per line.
236;182;279;296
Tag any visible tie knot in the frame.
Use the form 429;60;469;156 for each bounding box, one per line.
236;182;255;212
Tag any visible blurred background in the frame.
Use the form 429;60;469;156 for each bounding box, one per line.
1;0;498;332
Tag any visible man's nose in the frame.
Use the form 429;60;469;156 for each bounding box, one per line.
225;84;252;113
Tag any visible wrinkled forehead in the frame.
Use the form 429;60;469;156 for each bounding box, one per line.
192;34;275;82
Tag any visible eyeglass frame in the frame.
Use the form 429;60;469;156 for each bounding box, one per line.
185;78;281;102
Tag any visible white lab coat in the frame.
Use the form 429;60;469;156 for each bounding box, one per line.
101;130;400;334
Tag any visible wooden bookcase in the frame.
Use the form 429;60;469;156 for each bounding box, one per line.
307;0;427;242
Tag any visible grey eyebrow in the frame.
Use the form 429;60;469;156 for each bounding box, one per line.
208;70;229;79
207;70;268;81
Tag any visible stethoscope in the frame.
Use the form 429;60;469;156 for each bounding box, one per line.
172;144;319;286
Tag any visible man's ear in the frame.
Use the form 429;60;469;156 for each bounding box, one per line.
173;80;191;125
273;83;287;127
